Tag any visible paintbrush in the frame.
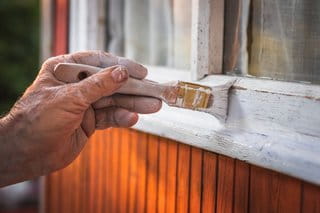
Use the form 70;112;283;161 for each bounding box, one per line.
53;63;233;120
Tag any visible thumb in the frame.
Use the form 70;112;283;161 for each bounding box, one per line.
73;65;128;105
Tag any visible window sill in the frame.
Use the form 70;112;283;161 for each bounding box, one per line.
133;66;320;185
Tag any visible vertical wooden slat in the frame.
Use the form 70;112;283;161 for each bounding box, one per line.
128;130;139;213
109;129;121;212
176;143;191;213
233;160;250;213
80;135;90;213
136;133;148;213
71;153;81;213
165;140;178;213
157;138;168;213
103;129;112;213
88;137;97;212
46;172;61;213
201;151;217;213
216;155;235;213
250;166;279;213
302;182;320;213
45;130;320;213
277;175;301;213
146;134;159;213
118;129;131;213
96;132;105;213
250;165;302;213
189;147;203;213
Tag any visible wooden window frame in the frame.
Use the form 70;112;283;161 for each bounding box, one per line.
42;0;320;185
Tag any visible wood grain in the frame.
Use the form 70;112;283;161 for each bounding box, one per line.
157;138;168;213
146;134;159;213
176;143;191;213
233;160;250;213
201;151;217;213
165;140;178;213
135;132;148;213
216;155;234;213
189;147;203;213
302;183;320;213
127;130;138;213
250;165;302;213
45;129;320;213
191;0;224;79
118;129;131;213
110;129;121;213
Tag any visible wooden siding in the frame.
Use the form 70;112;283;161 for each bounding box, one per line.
44;129;320;213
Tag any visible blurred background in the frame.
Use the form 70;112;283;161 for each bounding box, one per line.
0;0;40;212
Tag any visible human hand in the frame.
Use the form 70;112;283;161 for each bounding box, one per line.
0;51;162;186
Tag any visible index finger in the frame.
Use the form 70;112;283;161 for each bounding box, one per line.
42;50;148;79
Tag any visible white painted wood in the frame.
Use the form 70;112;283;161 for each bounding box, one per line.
40;0;53;62
134;66;320;185
69;0;106;52
191;0;224;80
68;0;320;185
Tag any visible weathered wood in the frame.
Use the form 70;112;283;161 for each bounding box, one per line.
67;0;320;185
191;0;224;80
136;67;320;185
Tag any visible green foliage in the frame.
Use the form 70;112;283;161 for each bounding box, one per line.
0;0;39;114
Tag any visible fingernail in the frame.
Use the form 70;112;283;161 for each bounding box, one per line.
111;66;128;83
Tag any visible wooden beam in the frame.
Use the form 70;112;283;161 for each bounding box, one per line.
191;0;225;80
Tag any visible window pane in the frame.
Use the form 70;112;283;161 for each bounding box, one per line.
106;0;192;70
249;0;320;83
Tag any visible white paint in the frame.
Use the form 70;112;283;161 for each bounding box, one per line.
134;67;320;185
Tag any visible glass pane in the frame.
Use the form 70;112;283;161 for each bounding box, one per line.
106;0;192;70
249;0;320;83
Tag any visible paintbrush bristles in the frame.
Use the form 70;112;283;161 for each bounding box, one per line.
164;80;234;121
198;80;235;121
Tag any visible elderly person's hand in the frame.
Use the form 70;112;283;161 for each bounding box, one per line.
0;51;162;187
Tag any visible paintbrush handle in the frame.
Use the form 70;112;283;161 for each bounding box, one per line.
53;63;176;103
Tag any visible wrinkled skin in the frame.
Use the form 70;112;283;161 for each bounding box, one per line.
0;51;162;187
